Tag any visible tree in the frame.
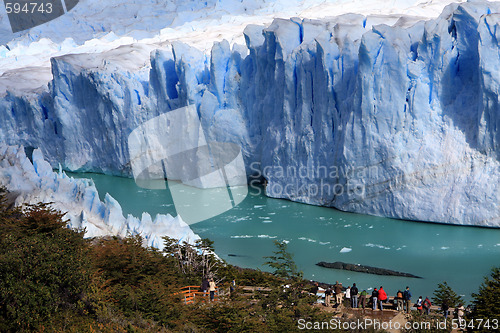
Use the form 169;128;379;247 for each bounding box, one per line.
471;267;500;329
0;202;93;331
162;236;222;283
263;240;302;280
432;281;464;309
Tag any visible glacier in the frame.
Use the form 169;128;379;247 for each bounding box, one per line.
0;0;499;227
0;144;200;249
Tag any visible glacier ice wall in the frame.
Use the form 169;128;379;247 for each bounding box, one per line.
1;1;499;226
0;144;200;249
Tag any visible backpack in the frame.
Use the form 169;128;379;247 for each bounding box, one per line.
403;290;409;300
397;291;403;299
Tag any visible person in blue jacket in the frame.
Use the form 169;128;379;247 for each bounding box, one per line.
403;286;412;313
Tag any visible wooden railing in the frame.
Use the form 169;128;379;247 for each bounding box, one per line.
177;285;220;304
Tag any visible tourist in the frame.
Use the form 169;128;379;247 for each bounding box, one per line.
209;278;217;302
334;281;343;307
422;297;432;315
378;286;387;310
359;290;367;309
324;286;333;307
396;290;404;312
345;286;351;308
416;296;423;314
442;299;449;318
230;279;236;294
201;276;209;296
310;282;319;295
371;288;379;310
457;304;465;326
351;283;359;308
403;286;412;313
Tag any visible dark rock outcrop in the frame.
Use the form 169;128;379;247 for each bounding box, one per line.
316;261;422;279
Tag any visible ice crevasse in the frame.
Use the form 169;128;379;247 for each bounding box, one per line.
0;1;499;227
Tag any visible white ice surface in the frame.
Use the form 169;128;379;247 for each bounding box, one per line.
0;0;464;95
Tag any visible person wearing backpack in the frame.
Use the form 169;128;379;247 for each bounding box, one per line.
416;296;424;314
403;286;412;313
371;288;379;310
334;281;343;307
324;286;333;307
351;283;359;308
396;290;404;312
423;297;432;315
359;290;368;309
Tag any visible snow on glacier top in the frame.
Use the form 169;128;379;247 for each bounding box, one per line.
0;0;465;96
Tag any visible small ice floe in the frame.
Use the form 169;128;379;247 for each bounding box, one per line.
344;224;352;228
368;225;374;229
365;243;390;250
231;235;253;239
258;235;277;239
340;247;352;253
254;205;264;208
440;247;449;250
298;237;317;243
283;240;290;244
495;244;500;247
478;244;483;248
319;241;330;245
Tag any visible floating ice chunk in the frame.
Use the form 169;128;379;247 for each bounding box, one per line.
365;243;391;250
340;247;352;253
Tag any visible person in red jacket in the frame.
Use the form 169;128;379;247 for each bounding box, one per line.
378;286;388;310
423;297;432;315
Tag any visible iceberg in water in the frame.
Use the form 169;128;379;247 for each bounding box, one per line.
0;144;200;249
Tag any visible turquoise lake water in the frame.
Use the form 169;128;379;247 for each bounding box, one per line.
70;172;500;302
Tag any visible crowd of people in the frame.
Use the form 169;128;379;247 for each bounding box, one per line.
314;282;414;312
313;283;414;312
312;282;468;321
